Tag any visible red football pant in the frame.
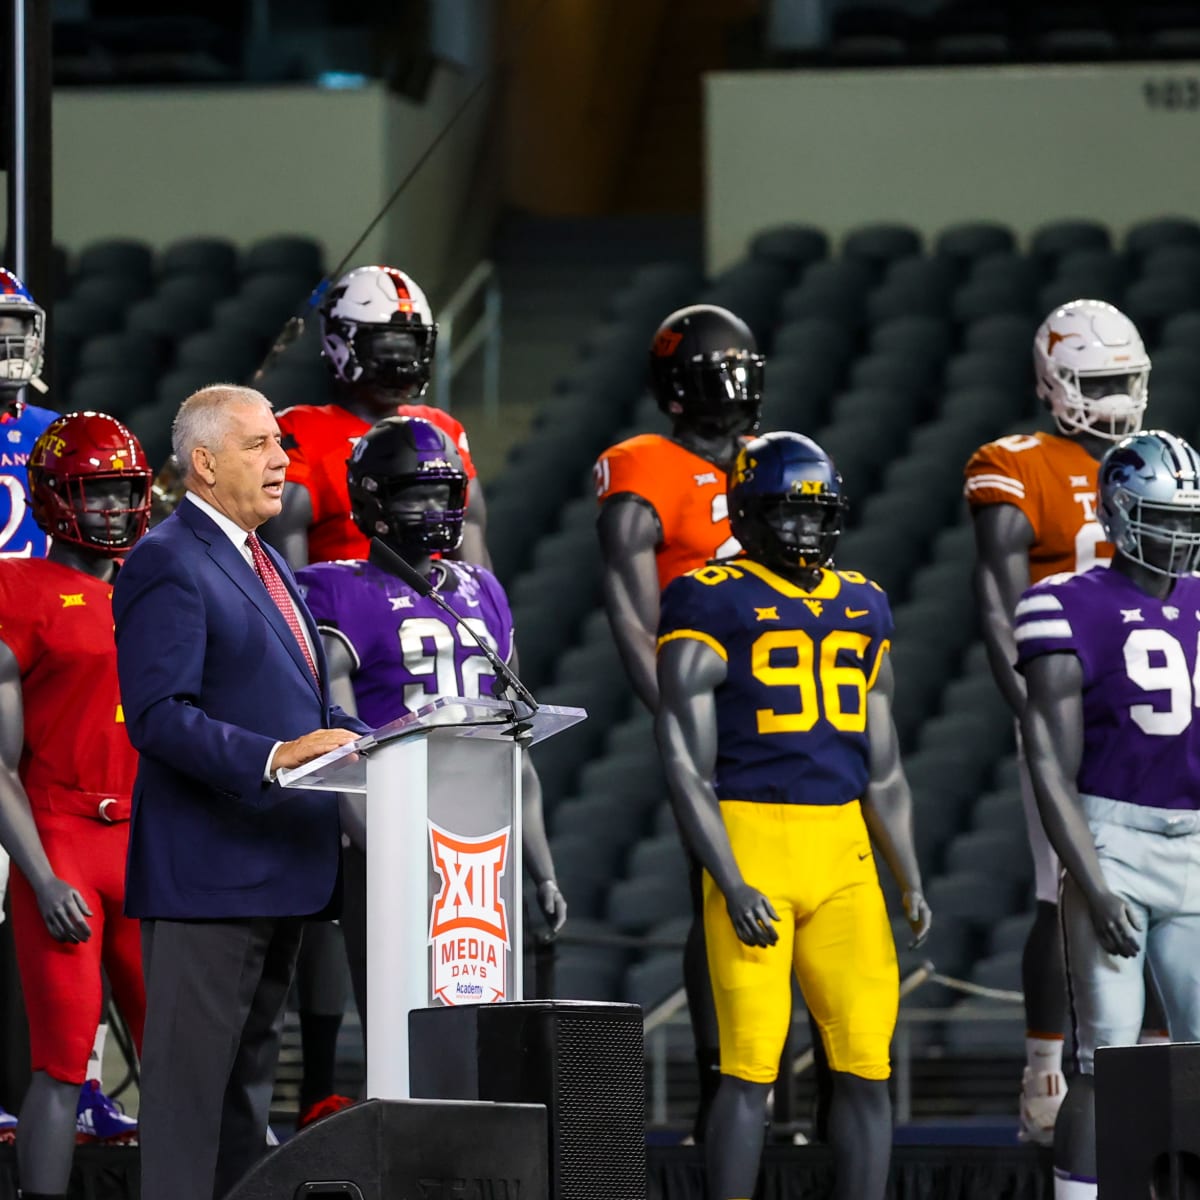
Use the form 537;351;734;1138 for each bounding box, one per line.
10;812;145;1085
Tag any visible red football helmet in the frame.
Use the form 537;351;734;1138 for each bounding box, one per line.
28;412;152;554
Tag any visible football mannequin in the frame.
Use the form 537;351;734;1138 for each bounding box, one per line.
262;264;489;568
297;416;564;1042
0;269;55;557
1019;431;1200;1200
594;303;764;1138
0;412;151;1198
259;266;491;1121
964;298;1152;1144
655;432;929;1200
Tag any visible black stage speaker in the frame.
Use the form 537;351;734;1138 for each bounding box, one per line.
409;1001;645;1200
224;1098;547;1200
1097;1042;1200;1198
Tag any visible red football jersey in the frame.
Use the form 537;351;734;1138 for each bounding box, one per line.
277;403;477;564
0;558;136;807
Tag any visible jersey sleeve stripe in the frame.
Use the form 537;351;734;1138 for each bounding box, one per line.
865;638;891;691
1014;593;1064;616
1013;618;1073;643
656;629;729;661
964;475;1025;498
316;623;362;673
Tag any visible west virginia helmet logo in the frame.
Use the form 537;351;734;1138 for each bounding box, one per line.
733;451;756;485
794;479;825;496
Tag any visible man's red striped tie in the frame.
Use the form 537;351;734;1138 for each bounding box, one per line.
246;532;319;681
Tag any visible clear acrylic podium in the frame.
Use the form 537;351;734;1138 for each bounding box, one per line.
278;697;586;1099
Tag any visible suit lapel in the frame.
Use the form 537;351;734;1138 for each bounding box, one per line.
178;501;323;700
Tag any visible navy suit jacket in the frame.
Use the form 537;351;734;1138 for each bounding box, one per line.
114;499;370;920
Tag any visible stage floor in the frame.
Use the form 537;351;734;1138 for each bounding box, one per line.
1;1138;1053;1200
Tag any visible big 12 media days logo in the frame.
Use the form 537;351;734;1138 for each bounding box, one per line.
428;822;511;1005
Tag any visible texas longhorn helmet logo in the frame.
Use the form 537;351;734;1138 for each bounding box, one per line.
428;822;511;1005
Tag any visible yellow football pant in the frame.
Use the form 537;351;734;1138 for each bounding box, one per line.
704;799;899;1083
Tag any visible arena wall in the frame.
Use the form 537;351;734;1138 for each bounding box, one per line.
706;61;1200;271
3;67;494;297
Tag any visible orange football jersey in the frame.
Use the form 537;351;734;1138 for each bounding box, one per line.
963;430;1110;583
594;433;740;591
277;402;476;564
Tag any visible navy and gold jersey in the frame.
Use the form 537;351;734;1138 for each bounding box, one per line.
657;559;893;807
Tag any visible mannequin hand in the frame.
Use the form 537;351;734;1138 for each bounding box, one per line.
1089;889;1141;958
903;890;932;948
536;880;568;934
725;882;780;948
36;877;93;943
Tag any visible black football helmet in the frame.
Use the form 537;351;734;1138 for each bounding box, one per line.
649;304;764;437
346;415;467;555
728;431;847;571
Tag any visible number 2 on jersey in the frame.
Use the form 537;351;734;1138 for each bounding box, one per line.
398;615;497;711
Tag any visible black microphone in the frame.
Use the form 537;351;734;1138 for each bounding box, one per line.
369;537;539;715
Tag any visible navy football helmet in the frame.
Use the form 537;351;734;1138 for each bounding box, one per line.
728;432;847;571
347;415;467;555
649;304;763;438
1098;430;1200;577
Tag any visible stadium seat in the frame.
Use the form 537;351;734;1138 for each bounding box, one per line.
971;787;1023;834
943;350;1030;391
121;398;177;469
157;366;225;410
944;828;1032;882
607;875;691;935
772;317;855;366
924;871;1026;927
1159;310;1200;350
701;260;794;345
842;223;922;276
240;235;323;280
952;280;1034;324
869;316;953;364
963;313;1037;358
76;238;154;283
623;953;683;1013
1038;277;1122;317
160;236;239;283
1139;244;1200;285
748;225;830;271
867;280;951;323
625;834;689;887
68;370;156;420
1030;219;1112;268
849;353;940;401
1125;215;1200;260
761;359;839;433
1124;276;1200;344
256;363;331;410
175;329;261;380
125;294;212;344
968;252;1042;293
72;273;151;312
935;222;1016;266
77;330;164;378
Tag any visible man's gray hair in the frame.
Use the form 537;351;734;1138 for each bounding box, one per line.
172;385;273;473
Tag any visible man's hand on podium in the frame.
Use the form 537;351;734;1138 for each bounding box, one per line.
536;880;568;934
273;728;360;774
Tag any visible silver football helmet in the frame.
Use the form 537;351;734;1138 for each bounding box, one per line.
1098;430;1200;577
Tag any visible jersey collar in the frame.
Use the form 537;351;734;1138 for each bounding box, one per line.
736;559;842;599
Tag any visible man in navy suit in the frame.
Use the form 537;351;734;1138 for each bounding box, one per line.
113;385;370;1200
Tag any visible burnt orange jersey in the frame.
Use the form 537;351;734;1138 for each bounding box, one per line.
594;433;740;591
963;430;1110;583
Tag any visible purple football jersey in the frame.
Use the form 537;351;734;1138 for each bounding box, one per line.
297;558;515;729
1015;566;1200;810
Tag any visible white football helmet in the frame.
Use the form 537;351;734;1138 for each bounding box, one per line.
1034;299;1150;441
319;265;437;395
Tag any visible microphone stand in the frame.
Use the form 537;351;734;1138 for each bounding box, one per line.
369;538;538;741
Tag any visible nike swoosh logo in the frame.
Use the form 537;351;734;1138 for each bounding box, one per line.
845;607;869;619
858;851;871;860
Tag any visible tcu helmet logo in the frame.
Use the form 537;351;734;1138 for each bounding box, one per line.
428;822;511;1005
